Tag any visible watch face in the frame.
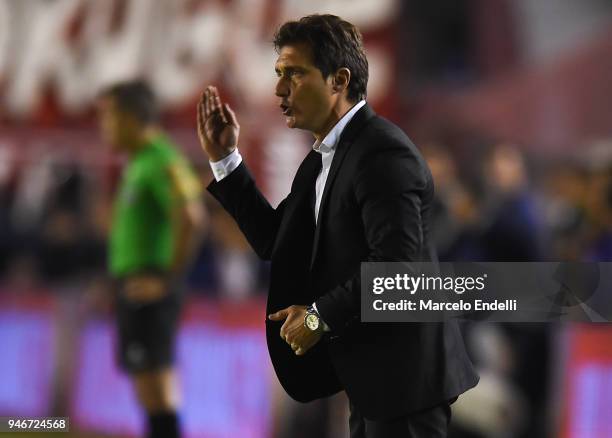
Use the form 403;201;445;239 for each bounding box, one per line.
305;313;320;331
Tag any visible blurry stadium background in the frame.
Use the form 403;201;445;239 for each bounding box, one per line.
1;0;611;437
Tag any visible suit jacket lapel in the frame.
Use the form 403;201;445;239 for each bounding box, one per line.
309;104;376;270
274;149;321;251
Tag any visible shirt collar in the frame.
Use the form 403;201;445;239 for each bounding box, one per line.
313;100;366;154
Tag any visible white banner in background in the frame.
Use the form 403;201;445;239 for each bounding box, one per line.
0;0;397;119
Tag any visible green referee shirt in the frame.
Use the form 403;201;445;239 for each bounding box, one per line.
109;135;201;277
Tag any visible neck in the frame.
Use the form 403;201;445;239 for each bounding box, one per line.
313;99;357;143
127;126;158;157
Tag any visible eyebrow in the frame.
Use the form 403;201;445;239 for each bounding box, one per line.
274;66;304;75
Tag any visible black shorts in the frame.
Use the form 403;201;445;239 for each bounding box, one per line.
115;277;183;373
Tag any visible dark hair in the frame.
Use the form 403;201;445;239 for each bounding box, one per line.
99;79;158;124
273;14;368;102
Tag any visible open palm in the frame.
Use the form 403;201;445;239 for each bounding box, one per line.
197;86;240;161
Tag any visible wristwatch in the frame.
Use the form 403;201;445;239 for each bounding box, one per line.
304;305;321;332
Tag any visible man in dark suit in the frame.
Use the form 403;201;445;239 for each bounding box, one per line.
197;14;478;438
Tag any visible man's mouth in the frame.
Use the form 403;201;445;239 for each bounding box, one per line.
280;104;293;116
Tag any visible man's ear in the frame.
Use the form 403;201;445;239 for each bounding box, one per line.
332;68;351;94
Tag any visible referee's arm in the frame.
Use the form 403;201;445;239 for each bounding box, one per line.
168;163;206;275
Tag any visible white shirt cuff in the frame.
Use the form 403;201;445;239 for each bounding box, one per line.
312;302;331;332
210;149;242;181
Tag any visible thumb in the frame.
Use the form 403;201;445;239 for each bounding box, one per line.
223;103;240;128
268;308;290;321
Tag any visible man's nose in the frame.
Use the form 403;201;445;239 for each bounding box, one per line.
275;78;289;98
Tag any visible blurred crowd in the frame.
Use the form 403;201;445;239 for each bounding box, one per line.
426;141;612;264
1;138;610;292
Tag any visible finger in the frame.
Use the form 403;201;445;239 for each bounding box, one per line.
197;96;205;133
199;102;209;140
206;88;212;118
296;339;315;355
268;308;289;321
204;88;211;118
223;103;239;129
213;89;228;124
279;321;289;340
209;87;219;112
207;86;218;119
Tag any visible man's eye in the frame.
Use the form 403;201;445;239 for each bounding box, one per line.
275;70;301;78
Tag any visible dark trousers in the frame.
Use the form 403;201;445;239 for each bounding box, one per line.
349;401;451;438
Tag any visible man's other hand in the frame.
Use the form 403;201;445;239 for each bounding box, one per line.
197;86;240;162
124;275;167;303
269;305;323;356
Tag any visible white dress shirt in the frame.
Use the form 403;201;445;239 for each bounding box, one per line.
210;100;367;330
210;147;243;181
312;100;366;224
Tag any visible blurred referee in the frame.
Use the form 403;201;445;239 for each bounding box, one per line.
97;80;205;438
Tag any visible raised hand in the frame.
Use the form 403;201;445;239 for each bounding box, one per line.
197;86;240;162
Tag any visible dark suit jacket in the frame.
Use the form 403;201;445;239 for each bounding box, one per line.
208;104;478;420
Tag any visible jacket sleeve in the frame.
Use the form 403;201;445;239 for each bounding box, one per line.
315;144;430;334
207;162;286;261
